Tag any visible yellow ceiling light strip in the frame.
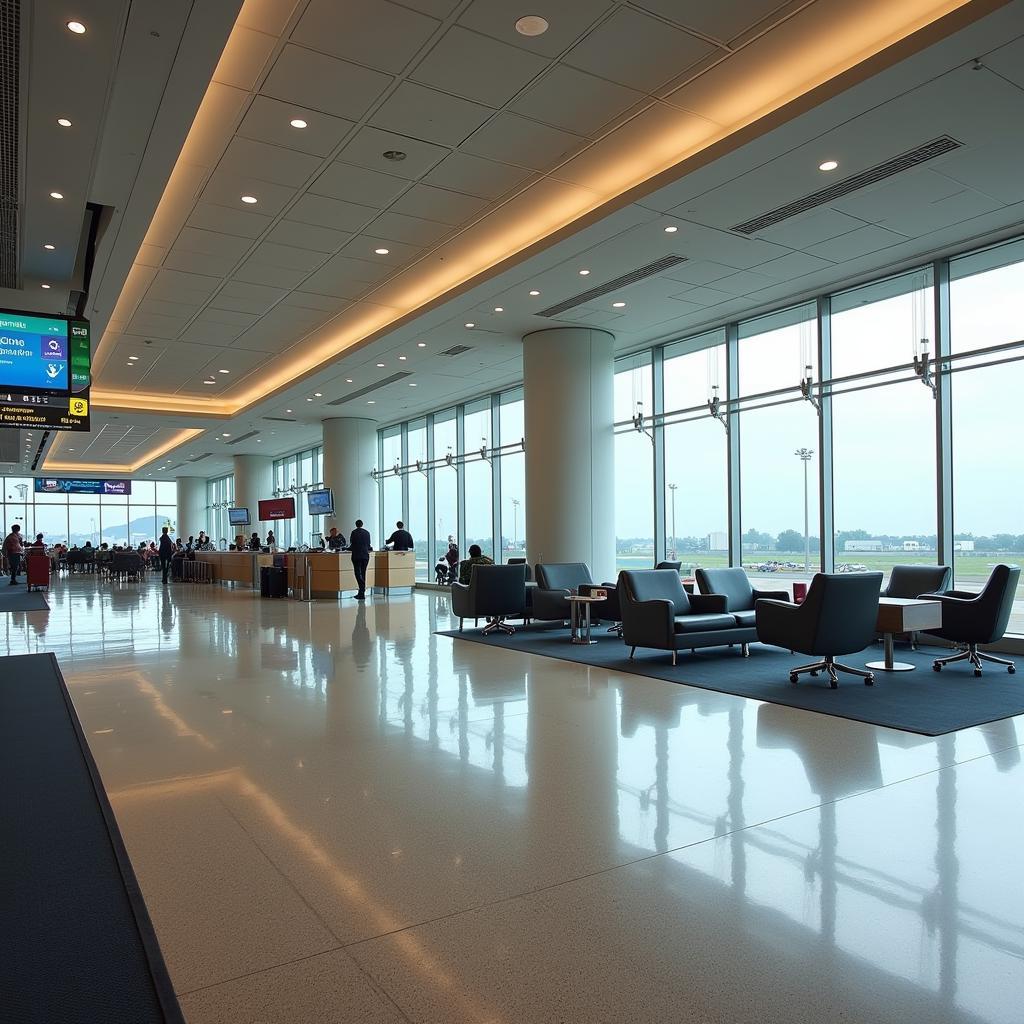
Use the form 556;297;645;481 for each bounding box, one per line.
43;427;206;474
93;0;996;421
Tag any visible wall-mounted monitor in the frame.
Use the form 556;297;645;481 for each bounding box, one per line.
258;497;296;521
306;488;334;516
228;507;251;527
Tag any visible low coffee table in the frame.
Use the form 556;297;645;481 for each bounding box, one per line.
868;597;942;672
565;594;606;645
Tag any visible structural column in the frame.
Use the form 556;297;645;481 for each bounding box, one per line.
523;327;615;582
232;454;273;533
322;417;378;539
175;476;208;539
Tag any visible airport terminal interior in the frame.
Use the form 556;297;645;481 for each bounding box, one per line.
3;1;1024;1021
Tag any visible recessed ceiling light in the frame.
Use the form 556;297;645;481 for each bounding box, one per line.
494;306;504;312
49;191;64;200
222;433;231;438
529;289;540;296
612;301;626;308
67;448;75;452
256;438;262;443
374;247;390;255
417;342;426;348
241;195;258;204
127;355;139;361
218;368;229;374
345;378;353;383
306;397;313;402
43;243;55;250
376;362;385;367
579;269;590;276
664;225;678;233
367;400;375;404
313;392;322;397
41;283;51;289
383;150;406;161
66;21;86;34
57;118;72;128
398;355;407;360
289;118;308;129
515;15;549;36
285;408;292;413
465;322;475;328
409;382;417;387
203;379;216;385
819;159;839;171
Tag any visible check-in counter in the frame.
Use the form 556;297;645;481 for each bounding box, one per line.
287;551;375;597
195;551;273;587
373;550;415;593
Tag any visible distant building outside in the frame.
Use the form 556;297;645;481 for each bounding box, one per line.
707;531;728;551
845;539;883;552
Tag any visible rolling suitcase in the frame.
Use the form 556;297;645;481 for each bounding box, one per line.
27;553;50;592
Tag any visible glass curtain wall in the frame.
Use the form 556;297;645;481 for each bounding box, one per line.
614;354;655;571
463;399;494;558
499;391;525;562
271;446;323;548
1;479;176;547
433;410;458;563
407;420;428;578
380;427;403;540
206;474;235;545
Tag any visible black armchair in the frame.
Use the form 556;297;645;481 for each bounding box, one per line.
532;562;594;622
655;560;681;571
694;567;789;629
451;563;528;635
620;569;756;665
881;563;951;649
924;564;1019;676
507;557;532;581
755;572;883;688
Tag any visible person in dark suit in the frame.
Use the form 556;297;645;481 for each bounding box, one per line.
385;520;414;552
158;526;174;585
347;519;373;600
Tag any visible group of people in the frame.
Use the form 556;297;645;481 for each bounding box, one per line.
433;538;494;585
313;519;414;600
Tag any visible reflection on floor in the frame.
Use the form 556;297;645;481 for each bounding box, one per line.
5;578;1024;1023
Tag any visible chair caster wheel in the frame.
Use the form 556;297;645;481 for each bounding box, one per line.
933;663;941;672
1009;664;1016;674
865;675;874;686
830;679;838;689
974;669;982;677
789;673;798;685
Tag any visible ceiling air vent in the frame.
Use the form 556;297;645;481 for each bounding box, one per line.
187;452;214;463
537;255;689;318
327;372;412;405
440;344;472;356
263;416;297;423
731;135;963;235
0;1;21;289
225;431;259;446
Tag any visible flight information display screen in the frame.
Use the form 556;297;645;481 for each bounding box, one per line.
0;311;70;392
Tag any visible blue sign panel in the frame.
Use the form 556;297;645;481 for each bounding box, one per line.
0;313;70;392
34;478;131;496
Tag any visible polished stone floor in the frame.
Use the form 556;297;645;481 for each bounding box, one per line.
5;577;1024;1023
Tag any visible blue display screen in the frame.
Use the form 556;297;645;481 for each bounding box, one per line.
0;313;70;393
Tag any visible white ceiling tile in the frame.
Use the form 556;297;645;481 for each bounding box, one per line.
758;209;867;249
371;81;493;147
877;188;1002;238
197;308;261;329
174;227;253;261
710;270;777;295
291;0;440;74
163;248;240;278
423;150;531;198
933;137;1024;205
186;202;274;239
287;194;378;232
668;285;734;307
217;136;323;188
412;26;548;107
340;235;423;267
137;297;201;318
369;210;451;246
754;252;834;281
511;64;645;137
210;280;288;315
309;161;410;208
632;0;790;43
663;261;738;286
237;95;356;157
458;0;613;58
127;311;188;339
200;170;297;218
805;225;907;261
398;0;459;15
150;268;221;299
249;241;328;272
262;43;393;120
233;258;310;290
336;125;450;181
267;220;351;253
461;112;585;170
389;183;488;225
565;7;716;93
180;318;252;344
283;291;351;313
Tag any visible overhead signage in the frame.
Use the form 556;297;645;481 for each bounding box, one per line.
258;497;296;521
0;308;91;431
35;478;131;496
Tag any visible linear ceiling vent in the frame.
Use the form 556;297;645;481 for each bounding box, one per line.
0;1;20;289
187;452;214;462
731;135;963;235
327;371;412;405
263;416;297;423
225;431;259;446
440;344;472;356
537;255;689;318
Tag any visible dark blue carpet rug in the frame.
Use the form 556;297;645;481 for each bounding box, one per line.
0;585;49;612
0;654;183;1023
437;626;1024;735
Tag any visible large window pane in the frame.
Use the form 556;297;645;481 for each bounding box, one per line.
33;504;69;545
407;421;428;578
738;306;819;584
464;400;493;558
664;335;728;572
499;393;525;562
433;411;458;561
831;272;936;583
380;427;403;541
615;356;654;572
950;247;1024;633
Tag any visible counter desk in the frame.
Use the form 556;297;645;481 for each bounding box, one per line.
287;550;415;597
195;551;274;588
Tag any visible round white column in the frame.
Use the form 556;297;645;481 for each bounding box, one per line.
175;476;208;539
322;417;378;541
523;327;615;582
232;454;273;531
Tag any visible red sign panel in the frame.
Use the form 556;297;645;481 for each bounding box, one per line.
258;497;296;521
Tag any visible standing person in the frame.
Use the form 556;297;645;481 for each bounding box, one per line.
4;524;24;585
347;519;373;600
266;530;277;551
326;526;346;551
158;525;174;585
444;537;459;581
248;532;262;551
385;521;414;551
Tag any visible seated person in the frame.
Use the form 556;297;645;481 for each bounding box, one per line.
385;521;414;551
325;526;347;551
29;532;46;550
458;544;494;585
435;554;451;584
248;532;262;551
